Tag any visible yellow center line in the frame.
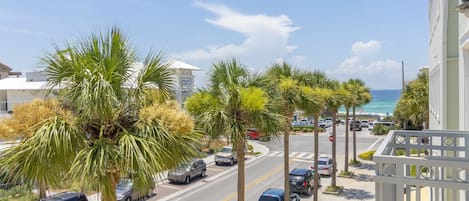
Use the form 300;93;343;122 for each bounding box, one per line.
222;160;293;201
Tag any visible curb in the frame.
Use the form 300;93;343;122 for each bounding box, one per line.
156;140;270;201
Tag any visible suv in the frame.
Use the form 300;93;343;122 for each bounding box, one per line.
116;178;155;201
40;192;88;201
215;146;237;166
360;120;369;128
349;121;362;131
289;168;319;195
167;159;207;184
258;188;300;201
313;156;333;176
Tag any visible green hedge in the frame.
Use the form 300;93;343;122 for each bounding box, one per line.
359;150;376;161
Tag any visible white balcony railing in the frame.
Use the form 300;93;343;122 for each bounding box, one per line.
374;130;469;201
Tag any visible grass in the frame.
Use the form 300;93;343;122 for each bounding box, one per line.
338;170;354;177
325;185;343;192
349;160;361;166
247;151;261;155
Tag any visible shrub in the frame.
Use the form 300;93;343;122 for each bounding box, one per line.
247;144;254;151
373;124;390;135
359;150;376;161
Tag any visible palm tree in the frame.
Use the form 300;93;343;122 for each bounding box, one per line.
190;59;284;201
324;81;346;190
341;82;355;174
347;79;371;163
265;62;313;201
0;28;200;201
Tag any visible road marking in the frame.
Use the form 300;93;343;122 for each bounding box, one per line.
297;152;309;158
304;153;314;159
367;137;384;151
208;167;225;172
221;160;292;201
268;151;282;157
159;184;183;191
289;152;299;157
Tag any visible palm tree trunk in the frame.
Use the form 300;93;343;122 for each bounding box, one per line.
39;180;46;199
236;136;245;201
331;111;337;187
344;107;350;173
352;106;357;162
313;114;319;201
102;172;120;201
283;110;293;201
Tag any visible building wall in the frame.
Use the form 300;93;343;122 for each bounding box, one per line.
459;2;469;131
6;90;48;112
429;0;460;130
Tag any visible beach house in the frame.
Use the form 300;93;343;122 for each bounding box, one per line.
373;1;469;200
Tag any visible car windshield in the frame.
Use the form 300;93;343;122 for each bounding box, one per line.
318;160;328;165
259;195;281;201
175;163;191;171
288;174;304;181
116;180;132;190
221;147;232;153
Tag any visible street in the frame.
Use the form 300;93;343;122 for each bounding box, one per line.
153;124;381;201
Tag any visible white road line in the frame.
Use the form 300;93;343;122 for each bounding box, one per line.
367;137;384;151
304;153;315;159
289;152;299;157
268;151;282;157
297;152;309;158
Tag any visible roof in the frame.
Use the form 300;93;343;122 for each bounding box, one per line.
261;188;284;196
40;192;85;201
0;77;48;90
0;62;12;71
167;60;201;70
289;168;310;175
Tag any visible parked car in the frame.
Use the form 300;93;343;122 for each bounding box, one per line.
258;188;301;201
360;120;369;128
247;128;271;141
312;156;333;176
116;178;155;201
289;168;320;195
349;121;362;131
40;192;88;201
215;146;237;166
167;159;207;184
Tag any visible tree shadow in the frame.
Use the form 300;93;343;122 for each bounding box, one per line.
340;188;374;200
357;162;375;170
352;173;374;182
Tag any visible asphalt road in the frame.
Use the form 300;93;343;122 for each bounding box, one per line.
160;125;382;201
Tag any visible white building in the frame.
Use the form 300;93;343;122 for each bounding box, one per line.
0;60;200;114
374;1;469;201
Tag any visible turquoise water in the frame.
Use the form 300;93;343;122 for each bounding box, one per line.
338;89;402;115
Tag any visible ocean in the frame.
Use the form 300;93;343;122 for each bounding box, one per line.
338;89;402;116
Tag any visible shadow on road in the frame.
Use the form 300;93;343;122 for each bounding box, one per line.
352;173;373;182
340;188;374;200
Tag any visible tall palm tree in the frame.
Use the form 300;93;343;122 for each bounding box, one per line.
265;62;313;201
324;81;346;189
191;59;284;201
341;82;355;173
0;28;200;201
347;79;371;162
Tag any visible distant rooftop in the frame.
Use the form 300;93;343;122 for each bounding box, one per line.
168;60;201;71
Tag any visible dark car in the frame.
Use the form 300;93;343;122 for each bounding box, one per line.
289;168;320;195
349;121;362;131
258;188;300;201
167;159;207;184
40;192;88;201
116;178;155;201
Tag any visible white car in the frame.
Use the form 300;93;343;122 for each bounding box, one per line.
311;156;333;176
215;146;237;166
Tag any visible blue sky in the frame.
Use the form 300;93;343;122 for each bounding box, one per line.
0;0;428;89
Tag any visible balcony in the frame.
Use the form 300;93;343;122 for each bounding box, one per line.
374;130;469;201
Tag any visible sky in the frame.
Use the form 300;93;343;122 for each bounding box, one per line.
0;0;429;89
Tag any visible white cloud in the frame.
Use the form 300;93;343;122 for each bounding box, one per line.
172;1;299;65
328;40;402;89
350;40;382;56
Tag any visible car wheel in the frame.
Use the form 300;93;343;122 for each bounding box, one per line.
184;176;191;184
201;169;207;177
230;158;234;166
215;161;219;165
125;197;131;201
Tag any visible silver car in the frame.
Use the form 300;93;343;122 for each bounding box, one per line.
167;159;207;184
116;179;154;201
312;156;333;176
215;146;237;166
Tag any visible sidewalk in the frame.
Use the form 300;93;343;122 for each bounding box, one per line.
87;140;269;201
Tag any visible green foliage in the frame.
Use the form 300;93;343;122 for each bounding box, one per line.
247;144;254;151
372;124;391;135
0;185;37;201
185;92;220;116
359;150;376;161
240;87;268;112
